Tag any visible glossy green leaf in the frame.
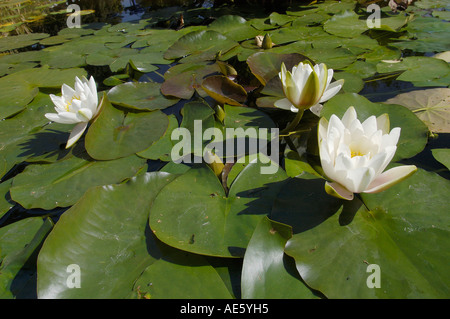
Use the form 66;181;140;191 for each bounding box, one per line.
85;95;169;160
37;173;177;298
376;57;450;84
10;154;146;210
0;33;49;52
241;216;317;299
107;82;179;111
150;161;287;257
208;15;260;42
164;30;238;63
0;217;53;299
323;11;368;38
137;114;179;162
284;168;449;298
161;62;222;99
431;148;450;170
133;250;233;299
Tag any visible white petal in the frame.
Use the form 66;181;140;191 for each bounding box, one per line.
384;127;401;148
319;78;343;103
346;166;375;193
49;94;67;111
88;76;97;96
364;165;417;193
77;108;93;121
341;106;357;127
362;115;378;136
318;117;329;142
61;84;76;100
376;113;390;134
274;98;295;111
66;122;88;149
45;112;80;124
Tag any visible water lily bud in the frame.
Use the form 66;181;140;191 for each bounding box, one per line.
275;61;344;113
262;33;273;49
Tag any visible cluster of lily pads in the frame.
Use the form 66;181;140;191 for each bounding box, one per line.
0;0;449;299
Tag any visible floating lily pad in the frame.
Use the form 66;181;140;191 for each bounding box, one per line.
208;15;260;41
137;114;179;162
161;62;222;99
303;47;357;70
10;154;146;210
284;168;450;298
377;57;450;85
384;88;450;133
241;216;317;298
107;82;179;111
85;95;169;160
0;33;49;52
333;72;364;93
149;161;287;257
323;11;368;38
164;30;238;63
431;149;450;170
0;217;53;299
37;173;176;298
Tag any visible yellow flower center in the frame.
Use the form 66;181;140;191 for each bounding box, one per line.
351;149;364;158
65;96;80;111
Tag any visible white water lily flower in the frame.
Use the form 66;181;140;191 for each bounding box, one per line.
275;61;344;113
318;106;417;200
45;76;99;148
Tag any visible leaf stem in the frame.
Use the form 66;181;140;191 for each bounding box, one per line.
280;109;304;136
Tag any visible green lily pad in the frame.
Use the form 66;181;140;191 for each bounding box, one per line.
37;172;178;298
343;60;377;79
85;95;169;160
376;57;450;85
384;88;450;133
161;62;222;99
360;45;401;63
164;30;238;63
0;179;14;220
284;168;450;298
323;11;368;38
415;0;450;9
321;93;429;161
0;93;73;178
137;114;179;162
107;82;180;111
0;217;53;299
10;154;146;210
241;216;317;298
431;148;450;170
208;15;260;41
149;161;287;258
333;72;364;93
85;47;138;67
0;33;49;52
303;47;357;70
0;79;38;120
133;250;233;299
